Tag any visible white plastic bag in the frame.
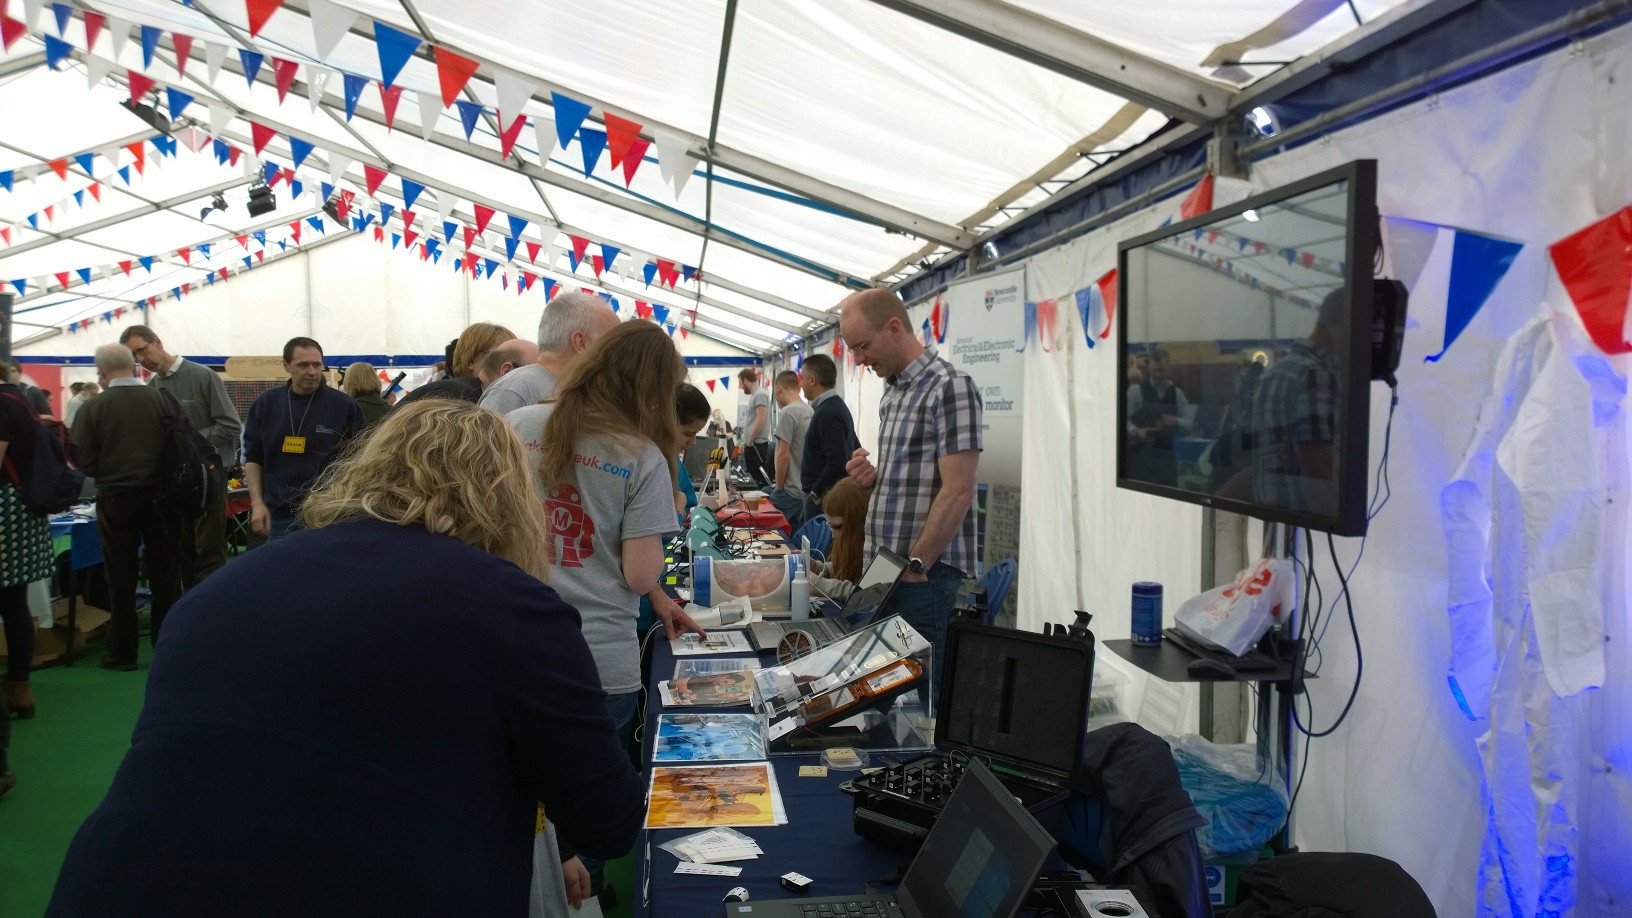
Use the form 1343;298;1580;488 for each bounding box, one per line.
1173;558;1291;655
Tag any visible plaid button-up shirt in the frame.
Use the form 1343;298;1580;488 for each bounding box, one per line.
864;347;983;575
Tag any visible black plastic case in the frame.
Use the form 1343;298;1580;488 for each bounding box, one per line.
844;618;1097;851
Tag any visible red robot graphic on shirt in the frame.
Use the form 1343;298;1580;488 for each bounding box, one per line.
544;484;595;568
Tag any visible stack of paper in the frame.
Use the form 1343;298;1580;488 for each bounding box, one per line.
659;827;765;864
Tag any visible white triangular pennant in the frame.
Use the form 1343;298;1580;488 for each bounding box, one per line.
416;89;442;142
327;152;352;187
533;115;557;164
208;101;234;135
652;129;698;195
670;150;700;196
434;191;455;225
21;0;46;31
85;54;117;90
307;67;335;115
205;42;225;84
307;0;358;62
493;71;537;126
181;127;210;154
106;17;132;60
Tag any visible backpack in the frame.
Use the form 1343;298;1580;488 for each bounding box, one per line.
157;390;222;519
1;389;85;515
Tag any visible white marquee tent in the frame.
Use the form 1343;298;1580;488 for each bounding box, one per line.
4;1;1632;916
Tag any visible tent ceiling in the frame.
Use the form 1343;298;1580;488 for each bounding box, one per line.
0;0;1416;353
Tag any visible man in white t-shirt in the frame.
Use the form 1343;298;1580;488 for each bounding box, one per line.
736;368;773;487
766;370;812;530
478;291;619;415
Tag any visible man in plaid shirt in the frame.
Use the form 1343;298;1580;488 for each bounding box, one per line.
840;289;982;705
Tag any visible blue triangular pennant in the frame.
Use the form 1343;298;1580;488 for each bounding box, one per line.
343;73;368;121
0;171;11;192
506;214;527;239
308;216;325;234
681;264;696;283
213;139;231;164
26;214;39;229
253;230;267;245
600;245;620;273
392;233;401;249
152;136;177;158
372;21;422;88
442;221;456;243
400;178;425;210
321;182;335;202
239;49;265;86
52;3;71;35
206;272;215;286
483;258;498;278
140;26;163;69
74;152;95;175
455;100;483;140
1075;287;1098;350
379;202;394;226
76;268;92;285
263;161;280;185
1425;231;1525;363
43;34;73;69
73;190;84;207
577;128;607;176
567;247;581;273
551;92;592;148
293;179;305;200
453;257;463;272
643;263;657;287
9;280;24;295
243;257;253;269
289;137;315;170
199;243;211;258
278;240;287;251
653;304;670;325
139;256;155;272
504;236;520;261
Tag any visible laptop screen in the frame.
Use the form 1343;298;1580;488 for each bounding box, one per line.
897;759;1055;918
839;549;908;626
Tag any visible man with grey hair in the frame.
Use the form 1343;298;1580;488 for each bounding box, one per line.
71;344;183;672
477;291;620;414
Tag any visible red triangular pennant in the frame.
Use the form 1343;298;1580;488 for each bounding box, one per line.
251;122;277;155
82;12;106;52
272;57;299;103
705;378;716;393
88;183;102;202
44;204;55;223
363;164;388;196
526;241;541;263
569;235;591;264
590;254;603;278
256;251;265;263
472;204;496;236
498;114;526;158
0;227;9;246
245;0;287;38
127;70;156;105
374;226;384;242
49;160;68;180
236;235;249;249
603;112;642;169
434;47;481;108
173;34;195;77
403;228;419;248
620;137;651;188
290;221;302;244
178;248;192;264
379;82;404;130
656;259;680;288
219;268;229;282
462;225;476;251
2;15;28;53
680;327;688;340
54;272;70;289
119;260;132;275
126;142;146;168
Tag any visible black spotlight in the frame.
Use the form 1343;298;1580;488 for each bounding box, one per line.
246;182;276;218
321;194;342;223
199;192;227;221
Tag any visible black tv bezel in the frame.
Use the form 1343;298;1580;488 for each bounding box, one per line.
1114;160;1378;537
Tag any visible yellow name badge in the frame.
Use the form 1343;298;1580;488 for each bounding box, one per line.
281;436;307;454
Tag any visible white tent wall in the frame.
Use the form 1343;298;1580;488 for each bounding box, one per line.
16;231;754;367
832;22;1632;918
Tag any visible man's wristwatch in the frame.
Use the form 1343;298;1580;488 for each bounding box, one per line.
907;557;926;575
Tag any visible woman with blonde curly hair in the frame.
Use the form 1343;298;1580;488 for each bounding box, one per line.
48;400;642;917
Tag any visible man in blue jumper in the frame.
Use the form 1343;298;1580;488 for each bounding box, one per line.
243;338;366;540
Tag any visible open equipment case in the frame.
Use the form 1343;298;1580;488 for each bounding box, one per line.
842;616;1098;852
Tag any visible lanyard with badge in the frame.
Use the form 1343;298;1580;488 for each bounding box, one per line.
283;389;313;454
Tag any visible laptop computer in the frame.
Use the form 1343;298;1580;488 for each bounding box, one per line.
748;549;907;653
725;758;1055;918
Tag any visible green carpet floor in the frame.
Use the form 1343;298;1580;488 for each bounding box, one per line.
1;638;636;918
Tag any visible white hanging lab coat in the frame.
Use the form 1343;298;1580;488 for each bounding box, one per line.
1441;306;1623;917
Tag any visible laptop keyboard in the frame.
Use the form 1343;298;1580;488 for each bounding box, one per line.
796;902;893;917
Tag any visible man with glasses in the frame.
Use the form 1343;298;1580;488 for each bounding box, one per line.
840;289;982;706
121;325;241;587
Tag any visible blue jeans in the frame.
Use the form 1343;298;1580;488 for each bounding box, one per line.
580;690;640;893
879;563;963;713
766;488;806;532
268;513;299;542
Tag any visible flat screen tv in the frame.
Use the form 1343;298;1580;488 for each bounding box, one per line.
1116;160;1381;536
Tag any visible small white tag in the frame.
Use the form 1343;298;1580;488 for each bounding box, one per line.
676;862;743;877
767;717;797;740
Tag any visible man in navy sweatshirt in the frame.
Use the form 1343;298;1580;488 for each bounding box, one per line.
243;338;366;540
